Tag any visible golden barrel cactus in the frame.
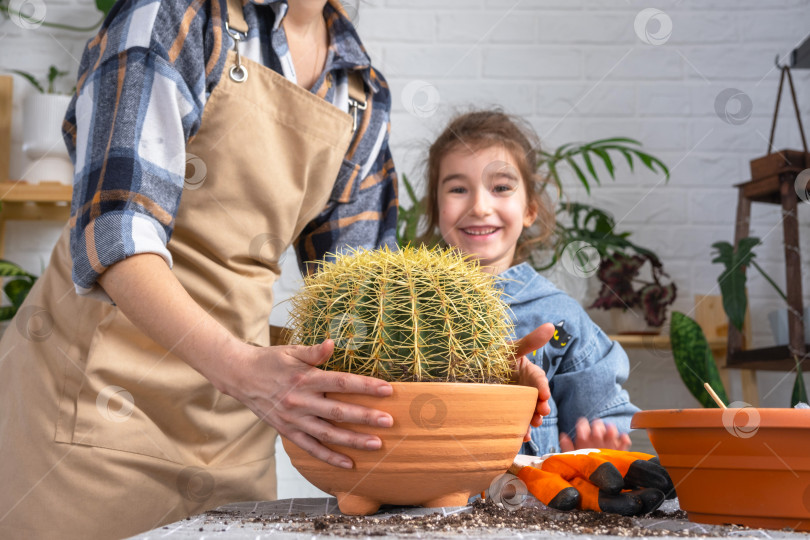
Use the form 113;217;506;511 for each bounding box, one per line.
289;246;516;384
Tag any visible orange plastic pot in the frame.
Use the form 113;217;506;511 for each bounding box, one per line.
281;382;537;515
632;408;810;531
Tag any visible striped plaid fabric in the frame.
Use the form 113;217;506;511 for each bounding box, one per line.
63;0;398;298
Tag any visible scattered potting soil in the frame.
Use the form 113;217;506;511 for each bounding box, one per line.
201;499;743;537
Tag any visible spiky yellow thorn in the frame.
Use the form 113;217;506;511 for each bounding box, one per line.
288;246;516;384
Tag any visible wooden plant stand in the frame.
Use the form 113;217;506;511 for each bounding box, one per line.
726;66;808;371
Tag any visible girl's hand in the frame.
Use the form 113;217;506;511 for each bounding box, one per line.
510;323;555;441
514;355;550;441
559;417;632;451
215;339;394;470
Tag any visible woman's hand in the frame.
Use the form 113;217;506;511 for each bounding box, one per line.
217;338;394;470
98;254;393;470
559;417;632;451
510;323;555;441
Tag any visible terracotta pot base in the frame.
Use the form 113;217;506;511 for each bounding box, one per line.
335;493;382;516
282;382;538;516
688;513;807;532
633;408;810;531
335;490;470;515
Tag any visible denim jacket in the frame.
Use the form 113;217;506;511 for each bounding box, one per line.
496;263;640;456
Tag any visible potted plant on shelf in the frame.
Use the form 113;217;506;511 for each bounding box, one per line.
0;258;38;337
667;235;808;410
546;203;678;333
9;66;74;184
0;0;113;32
284;246;539;516
712;237;809;346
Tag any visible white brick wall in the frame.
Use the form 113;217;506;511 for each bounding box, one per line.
2;0;810;491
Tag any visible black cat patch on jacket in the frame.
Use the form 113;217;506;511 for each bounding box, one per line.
550;320;572;349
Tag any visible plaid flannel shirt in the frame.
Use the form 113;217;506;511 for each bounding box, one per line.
63;0;397;297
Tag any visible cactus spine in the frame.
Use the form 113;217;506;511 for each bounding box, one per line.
289;246;516;384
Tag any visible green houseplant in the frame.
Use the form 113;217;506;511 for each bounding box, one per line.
0;0;113;32
549;203;677;330
283;245;538;515
669;237;807;408
532;139;677;331
710;237;807;405
8;66;71;96
0;259;37;321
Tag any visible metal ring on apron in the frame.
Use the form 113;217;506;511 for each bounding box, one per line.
225;21;248;83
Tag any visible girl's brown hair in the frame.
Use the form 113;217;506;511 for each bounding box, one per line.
418;109;555;265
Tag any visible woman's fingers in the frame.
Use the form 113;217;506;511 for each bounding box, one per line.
306;395;394;428
228;342;398;468
290;339;335;367
286;342;393;397
308;369;393;397
282;428;354;469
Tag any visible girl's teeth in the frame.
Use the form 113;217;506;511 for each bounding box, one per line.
465;228;496;235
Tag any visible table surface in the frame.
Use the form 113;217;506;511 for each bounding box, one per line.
131;497;810;540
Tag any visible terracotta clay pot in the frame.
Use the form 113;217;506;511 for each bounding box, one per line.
632;408;810;531
281;382;537;515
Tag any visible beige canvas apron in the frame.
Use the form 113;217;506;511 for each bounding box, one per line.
0;1;360;537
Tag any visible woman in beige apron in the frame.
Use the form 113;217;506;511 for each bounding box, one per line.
0;1;395;538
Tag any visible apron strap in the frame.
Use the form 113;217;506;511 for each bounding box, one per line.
225;0;248;35
347;72;367;133
347;72;365;105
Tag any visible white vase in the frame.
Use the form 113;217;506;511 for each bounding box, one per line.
536;254;597;307
22;93;74;184
609;307;662;335
767;307;810;345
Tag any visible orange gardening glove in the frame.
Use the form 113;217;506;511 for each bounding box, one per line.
510;449;675;516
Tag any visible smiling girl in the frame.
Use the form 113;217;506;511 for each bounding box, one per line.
419;110;639;455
